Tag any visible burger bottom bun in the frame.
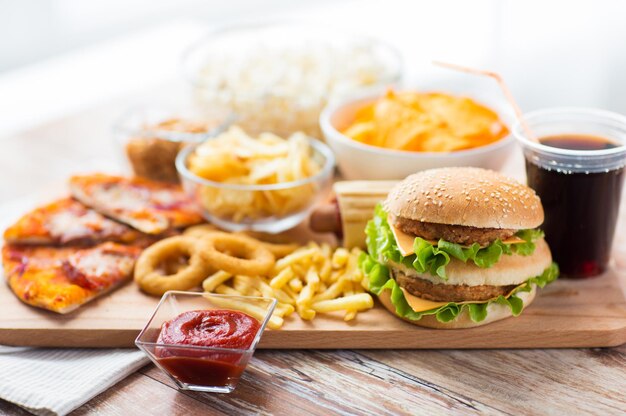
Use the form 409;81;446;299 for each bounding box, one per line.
378;285;537;329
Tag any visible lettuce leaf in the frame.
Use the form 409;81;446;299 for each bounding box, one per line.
365;204;544;280
360;252;559;323
513;228;545;256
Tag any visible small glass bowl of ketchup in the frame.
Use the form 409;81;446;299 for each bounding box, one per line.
135;291;276;393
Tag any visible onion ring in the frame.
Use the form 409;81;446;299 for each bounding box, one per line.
184;226;296;258
199;233;275;276
239;231;300;258
134;236;212;296
183;224;220;239
258;242;299;259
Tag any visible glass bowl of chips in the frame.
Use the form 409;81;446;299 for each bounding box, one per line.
176;126;335;233
320;87;515;180
182;20;402;138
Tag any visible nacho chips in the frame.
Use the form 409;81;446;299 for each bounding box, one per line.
342;90;509;152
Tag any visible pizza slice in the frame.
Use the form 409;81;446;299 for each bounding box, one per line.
2;242;141;314
69;174;203;234
3;198;145;246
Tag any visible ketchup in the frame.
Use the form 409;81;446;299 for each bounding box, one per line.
155;310;260;388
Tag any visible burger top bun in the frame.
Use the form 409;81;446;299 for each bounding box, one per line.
378;285;537;329
384;167;544;230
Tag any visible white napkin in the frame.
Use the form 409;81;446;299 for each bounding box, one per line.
0;346;148;416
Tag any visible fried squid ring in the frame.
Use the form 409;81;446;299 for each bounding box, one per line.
183;224;220;239
134;236;211;296
258;242;299;259
199;233;275;276
236;231;298;258
184;226;298;259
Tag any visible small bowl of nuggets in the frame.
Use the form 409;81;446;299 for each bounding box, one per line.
176;126;335;233
115;106;234;183
320;88;515;179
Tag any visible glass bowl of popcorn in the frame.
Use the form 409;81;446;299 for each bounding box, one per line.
176;126;335;233
181;20;403;138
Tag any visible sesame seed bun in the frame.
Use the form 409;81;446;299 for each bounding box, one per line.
378;285;537;329
383;167;544;230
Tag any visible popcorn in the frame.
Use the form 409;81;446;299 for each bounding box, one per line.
191;40;399;137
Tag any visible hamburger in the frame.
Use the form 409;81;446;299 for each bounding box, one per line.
360;167;559;328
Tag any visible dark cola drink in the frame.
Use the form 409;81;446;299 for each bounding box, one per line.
514;109;626;279
526;135;624;277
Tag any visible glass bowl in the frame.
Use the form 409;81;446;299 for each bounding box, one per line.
135;291;276;393
181;20;403;138
175;136;335;233
113;106;235;183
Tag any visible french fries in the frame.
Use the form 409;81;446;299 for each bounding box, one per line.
209;293;285;329
202;270;233;292
201;242;373;328
311;293;374;313
269;268;293;290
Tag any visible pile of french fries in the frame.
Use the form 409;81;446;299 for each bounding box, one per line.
202;243;373;329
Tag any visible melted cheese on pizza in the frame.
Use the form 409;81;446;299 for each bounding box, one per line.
2;243;140;314
3;198;141;246
47;209;130;244
69;174;203;234
64;246;137;290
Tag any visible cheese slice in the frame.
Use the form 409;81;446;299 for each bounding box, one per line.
398;284;527;313
501;236;526;245
388;217;526;257
389;221;435;256
399;287;448;311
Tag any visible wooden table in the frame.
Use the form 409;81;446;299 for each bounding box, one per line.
1;90;625;415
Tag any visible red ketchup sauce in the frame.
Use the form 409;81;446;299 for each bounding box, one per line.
155;310;260;387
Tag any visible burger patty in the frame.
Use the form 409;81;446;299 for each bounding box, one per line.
391;216;516;246
393;270;517;302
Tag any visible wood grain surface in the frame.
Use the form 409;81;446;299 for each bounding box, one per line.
1;85;625;415
2;347;625;416
0;259;625;348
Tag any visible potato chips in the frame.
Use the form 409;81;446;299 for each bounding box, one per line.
188;126;322;222
342;90;509;152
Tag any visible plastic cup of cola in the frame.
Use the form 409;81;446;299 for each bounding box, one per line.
514;108;626;278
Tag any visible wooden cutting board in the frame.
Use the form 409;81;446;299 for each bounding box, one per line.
0;267;625;349
1;142;626;349
1;190;625;349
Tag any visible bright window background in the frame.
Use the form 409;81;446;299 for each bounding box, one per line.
0;0;625;136
0;0;326;72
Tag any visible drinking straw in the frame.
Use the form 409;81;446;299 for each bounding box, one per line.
432;61;537;142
